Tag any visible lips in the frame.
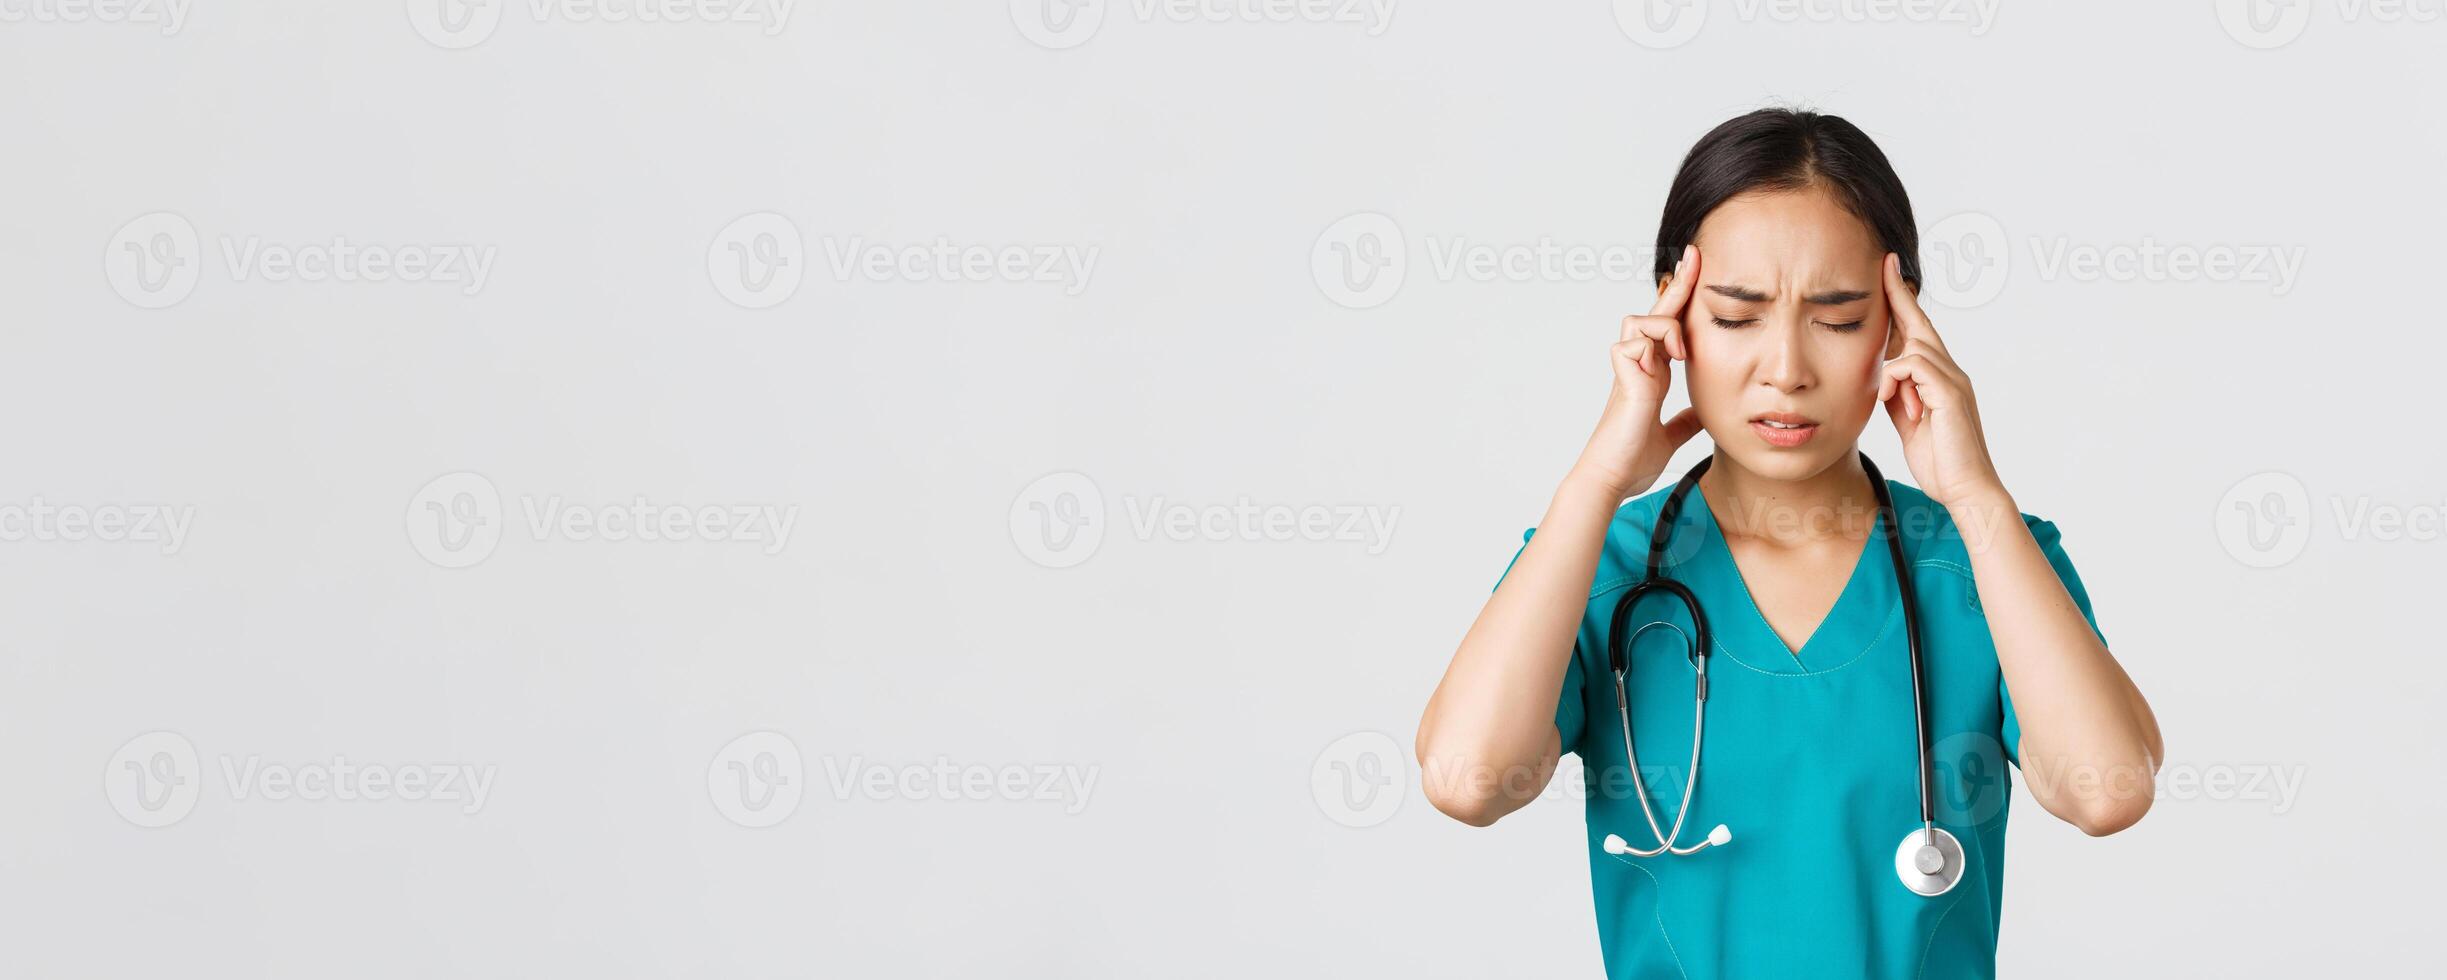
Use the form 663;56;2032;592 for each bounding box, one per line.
1749;411;1820;448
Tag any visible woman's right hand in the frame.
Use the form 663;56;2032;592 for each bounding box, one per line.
1574;244;1707;497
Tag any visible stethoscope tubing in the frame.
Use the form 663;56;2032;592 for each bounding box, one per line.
1607;451;1938;852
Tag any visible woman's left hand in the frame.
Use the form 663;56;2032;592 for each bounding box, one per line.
1876;252;2006;509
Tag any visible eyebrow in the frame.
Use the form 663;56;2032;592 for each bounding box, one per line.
1703;284;1873;305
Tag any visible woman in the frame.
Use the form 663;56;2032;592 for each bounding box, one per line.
1414;109;2164;978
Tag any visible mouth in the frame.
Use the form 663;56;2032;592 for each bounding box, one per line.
1748;412;1820;448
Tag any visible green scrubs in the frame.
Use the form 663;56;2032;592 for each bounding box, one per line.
1511;478;2107;979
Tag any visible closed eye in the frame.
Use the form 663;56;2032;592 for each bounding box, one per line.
1819;319;1865;333
1710;316;1758;329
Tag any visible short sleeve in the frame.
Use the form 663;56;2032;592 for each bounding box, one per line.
1496;528;1588;755
1999;516;2108;765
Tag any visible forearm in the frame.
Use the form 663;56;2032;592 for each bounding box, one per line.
1950;489;2162;836
1416;468;1628;825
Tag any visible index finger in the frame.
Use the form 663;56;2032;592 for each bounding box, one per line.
1650;244;1701;318
1882;251;1948;353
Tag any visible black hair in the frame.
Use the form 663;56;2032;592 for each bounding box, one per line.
1653;108;1920;289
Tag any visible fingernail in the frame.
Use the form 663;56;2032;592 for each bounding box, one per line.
1680;245;1693;267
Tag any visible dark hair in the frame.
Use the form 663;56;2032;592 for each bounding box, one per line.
1653;108;1920;289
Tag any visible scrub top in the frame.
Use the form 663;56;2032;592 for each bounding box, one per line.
1506;477;2108;980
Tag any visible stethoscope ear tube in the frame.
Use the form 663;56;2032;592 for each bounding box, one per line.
1610;456;1716;676
1609;578;1712;680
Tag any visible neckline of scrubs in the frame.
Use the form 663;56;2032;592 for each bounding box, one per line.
1677;481;1905;675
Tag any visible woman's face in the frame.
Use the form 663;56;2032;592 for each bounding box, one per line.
1663;186;1903;484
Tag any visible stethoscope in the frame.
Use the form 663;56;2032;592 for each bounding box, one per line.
1597;451;1965;898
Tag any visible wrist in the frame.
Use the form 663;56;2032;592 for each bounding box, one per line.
1562;461;1642;503
1945;483;2016;518
1945;484;2020;552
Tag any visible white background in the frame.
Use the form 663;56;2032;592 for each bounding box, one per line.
3;2;2441;976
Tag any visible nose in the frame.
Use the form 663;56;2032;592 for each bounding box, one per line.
1758;319;1815;394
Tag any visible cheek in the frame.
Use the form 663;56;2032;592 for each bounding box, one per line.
1680;321;1737;402
1829;330;1887;388
1829;342;1887;422
1850;345;1885;388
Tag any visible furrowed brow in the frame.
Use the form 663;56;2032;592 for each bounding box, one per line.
1704;284;1771;303
1803;289;1873;305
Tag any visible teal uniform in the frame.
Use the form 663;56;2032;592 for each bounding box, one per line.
1508;478;2107;979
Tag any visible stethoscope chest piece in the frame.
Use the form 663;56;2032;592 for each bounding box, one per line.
1893;827;1965;897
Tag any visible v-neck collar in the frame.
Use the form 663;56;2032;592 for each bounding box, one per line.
1669;481;1902;675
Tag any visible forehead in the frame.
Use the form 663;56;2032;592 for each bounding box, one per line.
1691;187;1883;283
